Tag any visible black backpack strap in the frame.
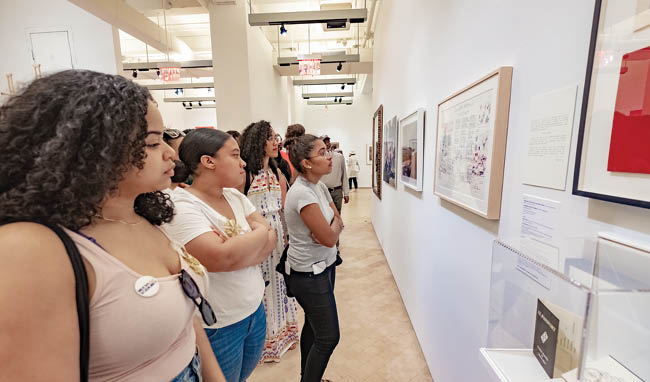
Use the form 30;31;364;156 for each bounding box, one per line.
48;225;90;382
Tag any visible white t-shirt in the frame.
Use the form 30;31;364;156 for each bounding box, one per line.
162;187;265;328
284;176;337;272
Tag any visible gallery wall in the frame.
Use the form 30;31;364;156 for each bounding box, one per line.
371;1;650;381
294;90;375;188
0;0;117;99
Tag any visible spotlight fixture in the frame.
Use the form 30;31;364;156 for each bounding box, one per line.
198;102;202;106
280;24;287;35
336;62;343;72
182;102;186;107
208;88;213;93
341;84;345;90
189;102;193;107
132;70;138;78
156;69;161;77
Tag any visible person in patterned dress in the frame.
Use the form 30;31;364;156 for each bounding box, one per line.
240;120;300;363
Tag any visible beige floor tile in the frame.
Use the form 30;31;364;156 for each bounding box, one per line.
249;189;433;382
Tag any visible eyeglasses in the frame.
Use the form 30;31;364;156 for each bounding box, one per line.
164;129;186;140
307;149;332;159
268;134;282;144
179;269;217;326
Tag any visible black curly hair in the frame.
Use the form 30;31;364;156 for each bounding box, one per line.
0;69;174;230
239;120;278;177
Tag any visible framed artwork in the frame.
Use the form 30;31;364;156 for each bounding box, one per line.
573;0;650;209
383;115;398;188
365;143;373;165
372;105;383;199
399;108;425;191
434;66;513;220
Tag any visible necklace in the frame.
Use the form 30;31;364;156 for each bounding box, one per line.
95;214;146;226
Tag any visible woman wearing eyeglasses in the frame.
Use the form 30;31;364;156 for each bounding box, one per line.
162;128;276;382
239;120;299;363
0;70;224;381
284;134;344;382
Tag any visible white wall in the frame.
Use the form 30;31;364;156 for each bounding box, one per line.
247;26;291;133
0;0;116;98
294;90;374;187
373;1;650;382
150;90;217;131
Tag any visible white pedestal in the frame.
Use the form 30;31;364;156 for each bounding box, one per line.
479;348;564;382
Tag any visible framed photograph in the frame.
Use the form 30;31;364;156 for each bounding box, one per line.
434;67;513;220
399;108;425;191
372;105;383;199
383;115;398;188
365;143;373;165
573;0;650;209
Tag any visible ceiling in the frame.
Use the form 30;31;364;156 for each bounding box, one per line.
120;0;376;63
118;0;376;94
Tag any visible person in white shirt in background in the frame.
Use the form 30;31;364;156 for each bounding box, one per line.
346;151;360;191
163;128;276;382
319;136;349;215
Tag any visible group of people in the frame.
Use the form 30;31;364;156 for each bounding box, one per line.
0;70;348;382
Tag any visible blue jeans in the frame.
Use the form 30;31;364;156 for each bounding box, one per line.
205;303;266;382
172;349;202;382
287;264;340;382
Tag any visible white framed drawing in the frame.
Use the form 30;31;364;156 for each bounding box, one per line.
365;143;373;165
434;67;513;220
399;108;425;191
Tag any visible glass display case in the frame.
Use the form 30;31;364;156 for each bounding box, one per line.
481;236;650;382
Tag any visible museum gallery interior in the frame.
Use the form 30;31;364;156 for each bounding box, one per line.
1;0;650;381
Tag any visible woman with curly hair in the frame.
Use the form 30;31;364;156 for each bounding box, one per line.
163;128;276;382
0;70;225;382
239;120;299;363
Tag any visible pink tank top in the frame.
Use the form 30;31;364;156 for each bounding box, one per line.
65;228;209;382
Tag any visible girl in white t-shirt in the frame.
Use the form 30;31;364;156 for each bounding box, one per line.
163;128;276;382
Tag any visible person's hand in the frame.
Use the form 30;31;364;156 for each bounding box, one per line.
332;216;344;231
344;195;350;204
250;221;266;231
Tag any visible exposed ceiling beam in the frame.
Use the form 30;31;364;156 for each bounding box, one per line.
164;96;216;102
68;0;192;56
144;82;214;90
302;91;353;99
275;61;372;76
184;104;217;109
293;77;356;86
249;9;367;26
278;54;359;66
122;60;213;70
308;100;353;105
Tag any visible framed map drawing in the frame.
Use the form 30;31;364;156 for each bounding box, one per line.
399;108;425;191
434;67;513;219
372;105;383;199
573;0;650;209
383;115;398;188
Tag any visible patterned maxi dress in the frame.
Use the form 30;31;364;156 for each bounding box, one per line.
247;169;299;362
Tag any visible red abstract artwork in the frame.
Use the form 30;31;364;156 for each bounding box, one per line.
607;46;650;174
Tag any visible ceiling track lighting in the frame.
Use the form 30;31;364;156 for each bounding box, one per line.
341;84;345;90
198;102;202;107
132;69;138;78
182;102;186;107
156;69;161;77
280;23;287;35
336;62;343;72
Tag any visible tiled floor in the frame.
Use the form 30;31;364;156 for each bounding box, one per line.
249;188;433;382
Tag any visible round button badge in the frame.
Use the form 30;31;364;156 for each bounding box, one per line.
134;276;160;297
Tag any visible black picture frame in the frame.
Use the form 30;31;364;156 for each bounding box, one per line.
572;0;650;209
